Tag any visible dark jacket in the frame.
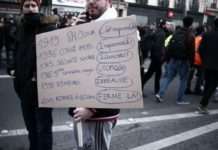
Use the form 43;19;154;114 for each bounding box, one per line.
0;20;4;48
139;28;155;61
199;28;218;70
14;15;57;102
151;28;166;61
185;28;195;64
4;18;17;73
4;19;17;49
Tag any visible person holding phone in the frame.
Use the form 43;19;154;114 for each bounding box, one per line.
68;0;120;150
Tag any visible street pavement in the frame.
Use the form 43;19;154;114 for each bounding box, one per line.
0;66;218;150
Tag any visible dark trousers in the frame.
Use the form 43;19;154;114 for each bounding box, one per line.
143;59;162;94
0;39;3;67
19;81;53;150
140;67;145;91
200;69;218;107
186;65;204;92
5;45;15;74
5;45;15;66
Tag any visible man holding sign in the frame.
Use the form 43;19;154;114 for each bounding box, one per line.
68;0;120;149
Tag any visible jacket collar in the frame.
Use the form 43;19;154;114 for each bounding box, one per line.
94;7;118;22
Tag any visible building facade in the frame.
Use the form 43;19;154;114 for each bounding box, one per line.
0;0;52;16
0;0;217;25
0;0;20;15
126;0;218;26
0;0;128;16
51;0;128;16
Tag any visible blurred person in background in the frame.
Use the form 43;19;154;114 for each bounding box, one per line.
0;17;5;68
142;19;167;95
197;18;218;114
185;26;205;95
155;16;195;105
52;8;61;27
4;15;17;75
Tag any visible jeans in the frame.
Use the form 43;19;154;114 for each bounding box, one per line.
158;58;190;102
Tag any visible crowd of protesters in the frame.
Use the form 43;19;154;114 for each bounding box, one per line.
0;0;218;149
0;8;81;73
138;17;218;114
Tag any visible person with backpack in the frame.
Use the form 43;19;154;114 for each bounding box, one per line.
155;16;195;104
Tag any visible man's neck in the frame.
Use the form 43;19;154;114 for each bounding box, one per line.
94;7;117;22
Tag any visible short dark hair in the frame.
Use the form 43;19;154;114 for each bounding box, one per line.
183;16;193;28
214;18;218;28
53;8;58;15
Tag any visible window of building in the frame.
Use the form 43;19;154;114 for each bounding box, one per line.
211;0;217;8
175;0;184;9
189;0;199;11
136;0;148;5
158;0;169;8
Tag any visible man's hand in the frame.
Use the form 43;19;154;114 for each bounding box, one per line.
73;108;95;122
73;12;90;25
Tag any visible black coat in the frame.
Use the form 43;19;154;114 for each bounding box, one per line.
4;20;17;49
151;28;166;61
14;15;57;102
199;28;218;70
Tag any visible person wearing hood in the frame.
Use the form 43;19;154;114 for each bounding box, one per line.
142;19;167;95
68;0;120;149
13;0;57;149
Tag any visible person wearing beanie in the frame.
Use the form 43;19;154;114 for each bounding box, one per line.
197;18;218;114
20;0;41;9
13;0;57;150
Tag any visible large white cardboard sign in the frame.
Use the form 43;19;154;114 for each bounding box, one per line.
36;16;143;108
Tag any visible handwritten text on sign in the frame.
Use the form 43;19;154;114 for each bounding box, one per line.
36;16;143;108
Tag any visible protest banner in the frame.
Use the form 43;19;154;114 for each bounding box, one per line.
36;15;143;108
